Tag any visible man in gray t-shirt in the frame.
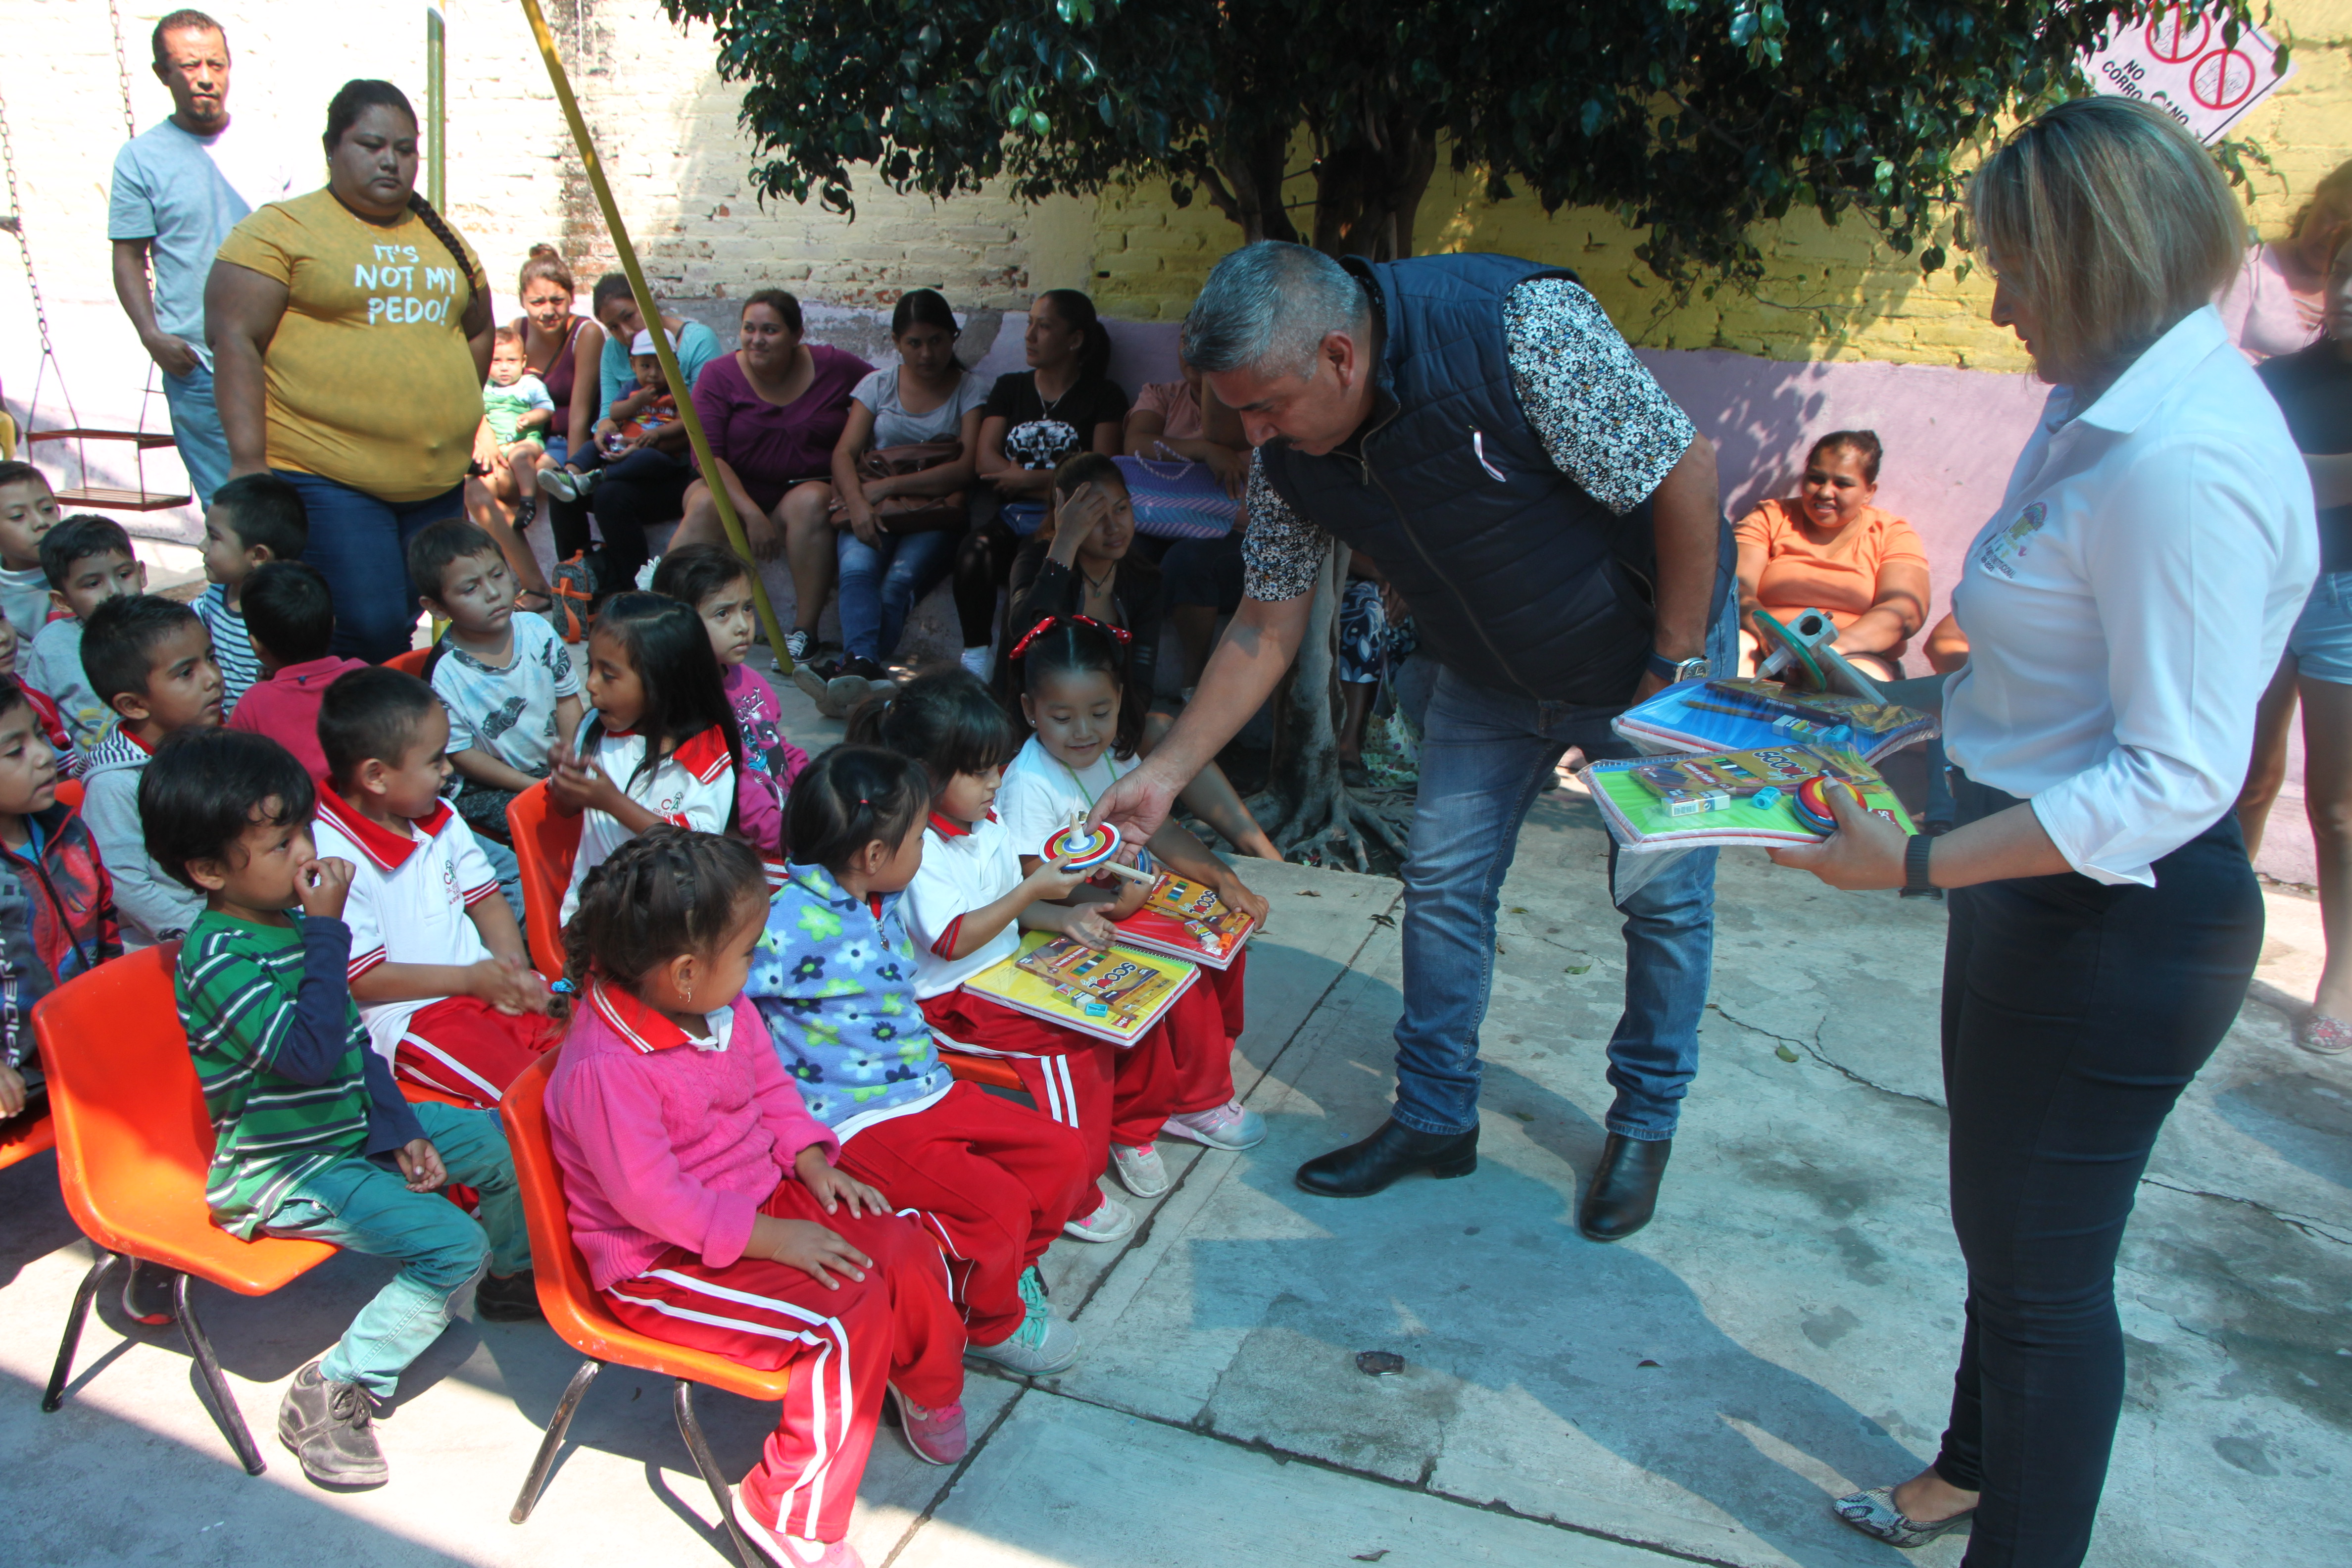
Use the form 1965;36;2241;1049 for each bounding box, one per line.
106;12;292;507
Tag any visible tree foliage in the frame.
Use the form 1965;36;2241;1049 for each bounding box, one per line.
665;0;2269;279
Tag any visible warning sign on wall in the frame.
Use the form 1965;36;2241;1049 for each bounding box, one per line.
2083;6;2295;143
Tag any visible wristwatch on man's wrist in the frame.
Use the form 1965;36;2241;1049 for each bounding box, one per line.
1645;650;1711;684
1900;832;1936;898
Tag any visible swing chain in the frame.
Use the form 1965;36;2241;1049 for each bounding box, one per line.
108;0;141;144
0;83;60;367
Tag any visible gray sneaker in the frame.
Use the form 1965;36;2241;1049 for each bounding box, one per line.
277;1360;388;1488
968;1302;1081;1377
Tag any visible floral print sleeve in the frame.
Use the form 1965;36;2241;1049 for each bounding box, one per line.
1240;449;1332;604
1501;276;1695;515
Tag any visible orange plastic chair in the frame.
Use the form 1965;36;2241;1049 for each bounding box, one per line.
384;647;433;677
35;944;339;1474
53;777;84;812
499;1050;788;1567
939;1049;1024;1092
507;781;580;980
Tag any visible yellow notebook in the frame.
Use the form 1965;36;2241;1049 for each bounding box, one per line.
961;931;1199;1047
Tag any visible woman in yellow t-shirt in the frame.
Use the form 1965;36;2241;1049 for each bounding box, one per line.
207;80;495;662
1732;429;1930;681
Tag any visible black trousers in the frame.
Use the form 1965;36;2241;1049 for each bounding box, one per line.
1935;775;2260;1566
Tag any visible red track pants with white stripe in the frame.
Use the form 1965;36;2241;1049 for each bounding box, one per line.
833;1082;1094;1345
921;979;1235;1171
603;1179;967;1544
391;997;560;1107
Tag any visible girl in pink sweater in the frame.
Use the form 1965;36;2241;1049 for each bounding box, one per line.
543;827;966;1568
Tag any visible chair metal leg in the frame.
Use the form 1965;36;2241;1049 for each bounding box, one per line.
41;1251;118;1412
674;1379;762;1568
510;1359;602;1524
175;1271;267;1475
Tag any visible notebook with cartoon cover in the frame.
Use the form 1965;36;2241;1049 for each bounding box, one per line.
1580;742;1917;851
961;931;1199;1046
1111;873;1257;971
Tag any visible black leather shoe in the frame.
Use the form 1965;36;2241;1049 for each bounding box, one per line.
1578;1133;1671;1241
1294;1117;1477;1197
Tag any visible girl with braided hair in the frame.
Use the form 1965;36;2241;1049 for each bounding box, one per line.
207;79;533;662
544;827;970;1568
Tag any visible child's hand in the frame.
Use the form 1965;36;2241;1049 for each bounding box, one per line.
1024;858;1091;903
395;1139;447;1192
794;1144;891;1217
1063;906;1118;951
471;956;549;1015
0;1061;26;1119
548;750;616;814
1216;874;1272;931
297;857;357;921
762;1219;872;1290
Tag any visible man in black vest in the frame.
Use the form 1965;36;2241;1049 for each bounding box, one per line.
1093;243;1734;1240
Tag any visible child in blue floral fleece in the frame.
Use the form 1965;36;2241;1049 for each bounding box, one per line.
747;743;1094;1377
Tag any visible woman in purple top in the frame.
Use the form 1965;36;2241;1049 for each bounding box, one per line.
672;291;872;660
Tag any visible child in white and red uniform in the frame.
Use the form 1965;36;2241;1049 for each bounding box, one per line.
995;614;1270;1197
545;828;967;1568
854;667;1181;1244
750;743;1094;1376
551;593;751;920
310;668;557;1106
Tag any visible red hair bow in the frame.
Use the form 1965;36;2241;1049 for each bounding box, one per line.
1008;613;1130;662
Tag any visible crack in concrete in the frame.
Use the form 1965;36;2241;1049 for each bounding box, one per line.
1708;1004;1947;1112
2135;1175;2352;1248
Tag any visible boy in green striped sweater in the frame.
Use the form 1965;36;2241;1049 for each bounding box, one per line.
147;729;539;1490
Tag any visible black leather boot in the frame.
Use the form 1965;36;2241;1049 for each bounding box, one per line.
1577;1133;1671;1241
1294;1117;1478;1197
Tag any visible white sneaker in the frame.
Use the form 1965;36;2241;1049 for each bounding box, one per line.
1163;1098;1267;1150
959;646;992;678
1061;1193;1136;1243
784;629;814;663
967;1302;1081;1376
1110;1141;1169;1198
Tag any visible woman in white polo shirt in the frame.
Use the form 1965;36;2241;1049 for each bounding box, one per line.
1771;98;2316;1565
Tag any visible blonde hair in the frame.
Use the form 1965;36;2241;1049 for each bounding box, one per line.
1970;96;2244;387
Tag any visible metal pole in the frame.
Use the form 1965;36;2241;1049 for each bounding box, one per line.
513;0;796;670
426;7;446;209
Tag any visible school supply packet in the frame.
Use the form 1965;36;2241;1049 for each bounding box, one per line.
1614;678;1937;763
962;931;1199;1046
1113;874;1257;971
1580;742;1916;852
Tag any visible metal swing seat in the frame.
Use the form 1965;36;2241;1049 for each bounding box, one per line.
24;422;190;513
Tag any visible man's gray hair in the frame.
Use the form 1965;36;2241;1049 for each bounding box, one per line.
1182;243;1372;379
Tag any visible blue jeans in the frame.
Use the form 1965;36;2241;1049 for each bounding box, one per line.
1395;604;1735;1141
275;471;465;662
837;526;956;662
160;362;232;508
259;1101;530;1397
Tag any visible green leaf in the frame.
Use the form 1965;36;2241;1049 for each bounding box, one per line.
1774;1044;1799;1063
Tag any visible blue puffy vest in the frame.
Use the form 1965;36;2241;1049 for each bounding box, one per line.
1257;251;1697;704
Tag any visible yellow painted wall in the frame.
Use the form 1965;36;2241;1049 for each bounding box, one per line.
1089;0;2352;371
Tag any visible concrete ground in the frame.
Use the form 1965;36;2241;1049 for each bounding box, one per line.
6;671;2349;1567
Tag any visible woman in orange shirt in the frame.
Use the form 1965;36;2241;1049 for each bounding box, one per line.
1734;430;1930;681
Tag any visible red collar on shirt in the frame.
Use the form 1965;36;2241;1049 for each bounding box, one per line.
588;977;708;1053
313;779;453;873
927;809;995;839
673;726;732;784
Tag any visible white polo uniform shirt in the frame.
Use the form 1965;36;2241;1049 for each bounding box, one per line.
312;784;502;1063
900;812;1022;1000
559;725;736;922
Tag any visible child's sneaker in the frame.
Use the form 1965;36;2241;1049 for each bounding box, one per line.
889;1386;971;1464
1164;1098;1267;1151
539;468;600;504
741;1519;865;1568
277;1360;388;1488
968;1298;1081;1377
783;629;814;663
474;1269;543;1322
1018;1263;1048;1306
958;646;992;679
549;553;598;642
1061;1193;1136;1243
121;1259;180;1326
1110;1140;1169;1198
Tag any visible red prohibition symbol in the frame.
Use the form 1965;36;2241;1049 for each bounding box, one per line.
2190;47;2258;110
2144;7;2211;63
